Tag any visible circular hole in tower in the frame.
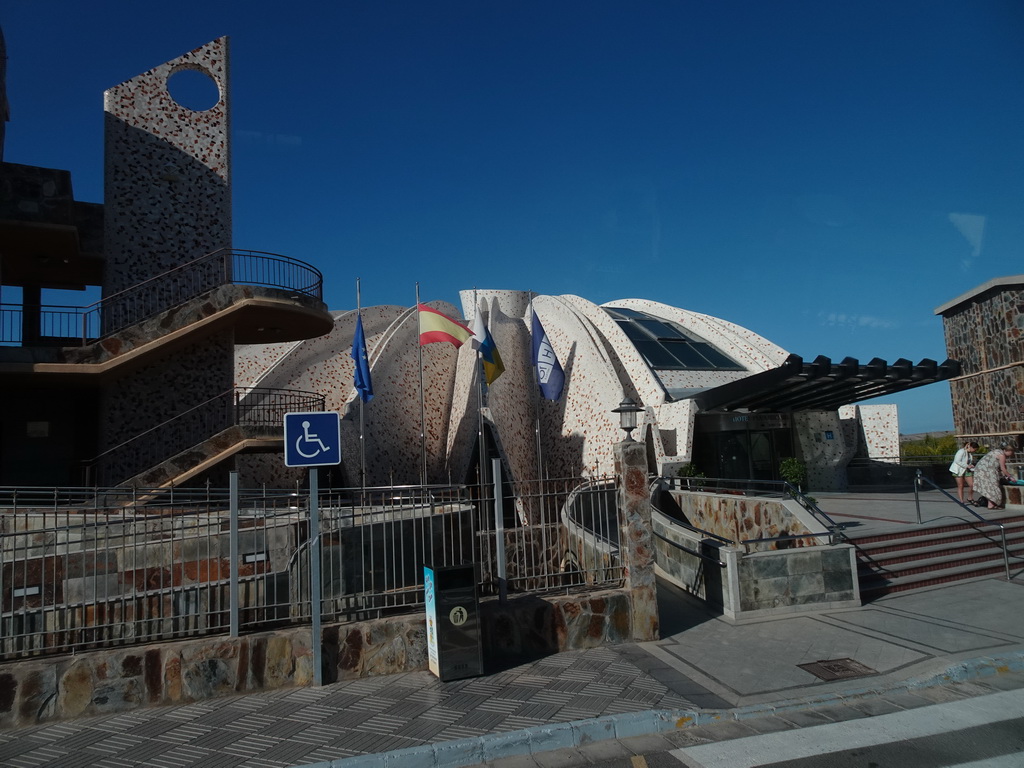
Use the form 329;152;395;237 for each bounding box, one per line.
167;68;220;112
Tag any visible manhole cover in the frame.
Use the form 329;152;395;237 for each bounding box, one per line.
797;658;877;681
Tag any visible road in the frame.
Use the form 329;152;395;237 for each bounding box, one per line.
571;687;1024;768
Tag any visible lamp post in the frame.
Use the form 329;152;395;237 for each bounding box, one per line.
611;395;659;641
612;397;644;441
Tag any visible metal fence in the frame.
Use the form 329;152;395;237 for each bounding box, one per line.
0;474;622;661
0;249;324;346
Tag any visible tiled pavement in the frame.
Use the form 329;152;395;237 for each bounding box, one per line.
2;491;1024;768
0;646;700;768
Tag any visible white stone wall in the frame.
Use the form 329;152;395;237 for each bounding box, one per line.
103;37;231;293
794;411;856;491
844;403;900;462
99;39;234;471
236;302;471;487
233;289;902;493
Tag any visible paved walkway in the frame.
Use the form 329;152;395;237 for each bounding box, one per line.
1;492;1023;768
814;486;1024;537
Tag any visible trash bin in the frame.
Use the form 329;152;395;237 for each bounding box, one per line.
424;562;483;682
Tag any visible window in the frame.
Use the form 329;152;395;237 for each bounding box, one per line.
604;307;743;371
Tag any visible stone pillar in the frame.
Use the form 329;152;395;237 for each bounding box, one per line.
614;439;659;642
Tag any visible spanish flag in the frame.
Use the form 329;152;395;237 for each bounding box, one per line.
418;303;473;347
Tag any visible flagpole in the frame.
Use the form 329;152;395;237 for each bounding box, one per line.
356;278;366;492
416;282;427;486
530;291;544;483
473;290;487;489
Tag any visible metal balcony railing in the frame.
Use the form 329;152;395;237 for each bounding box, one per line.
0;249;324;346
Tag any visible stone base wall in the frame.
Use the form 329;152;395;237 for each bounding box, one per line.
668;490;822;551
656;542;861;622
0;588;633;730
1005;484;1022;506
651;512;710;600
652;499;860;622
723;544;861;621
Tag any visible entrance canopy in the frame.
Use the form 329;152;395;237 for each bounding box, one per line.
692;354;961;413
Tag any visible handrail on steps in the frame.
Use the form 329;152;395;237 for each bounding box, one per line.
914;469;1012;580
654;475;845;547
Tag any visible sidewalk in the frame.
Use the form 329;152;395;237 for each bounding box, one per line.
2;493;1023;768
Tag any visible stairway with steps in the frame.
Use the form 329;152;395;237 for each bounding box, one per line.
850;513;1024;599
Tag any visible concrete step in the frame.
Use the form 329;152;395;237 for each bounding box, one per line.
859;564;1013;599
852;513;1024;598
856;531;1024;567
858;545;1023;579
850;515;1024;549
855;527;1024;558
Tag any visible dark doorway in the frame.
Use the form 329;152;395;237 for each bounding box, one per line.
692;413;793;481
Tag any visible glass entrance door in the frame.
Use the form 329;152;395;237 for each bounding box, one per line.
693;427;794;481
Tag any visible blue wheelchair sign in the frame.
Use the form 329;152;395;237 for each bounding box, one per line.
284;412;341;467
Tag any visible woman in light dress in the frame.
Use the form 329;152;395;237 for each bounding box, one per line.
972;441;1016;510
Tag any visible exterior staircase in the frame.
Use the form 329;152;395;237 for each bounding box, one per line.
851;511;1024;599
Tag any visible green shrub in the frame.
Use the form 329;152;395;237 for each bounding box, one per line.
901;434;958;457
779;457;807;488
676;463;704;478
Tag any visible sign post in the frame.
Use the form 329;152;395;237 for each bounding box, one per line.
284;411;342;686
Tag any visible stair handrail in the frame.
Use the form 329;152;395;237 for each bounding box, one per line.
82;386;326;486
914;469;1011;580
658;475;844;544
1;248;324;346
648;479;736;546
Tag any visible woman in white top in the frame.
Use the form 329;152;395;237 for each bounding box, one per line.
950;440;978;504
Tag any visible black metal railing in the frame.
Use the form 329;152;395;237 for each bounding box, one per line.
1;249;324;346
914;469;1013;580
82;387;325;486
0;474;617;661
661;475;843;544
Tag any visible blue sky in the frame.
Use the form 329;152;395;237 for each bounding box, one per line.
4;1;1023;433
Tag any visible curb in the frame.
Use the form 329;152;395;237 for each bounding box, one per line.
312;652;1024;768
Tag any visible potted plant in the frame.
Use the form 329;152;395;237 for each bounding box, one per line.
676;462;705;490
779;457;807;493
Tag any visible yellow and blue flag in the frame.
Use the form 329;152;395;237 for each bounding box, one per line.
472;313;505;385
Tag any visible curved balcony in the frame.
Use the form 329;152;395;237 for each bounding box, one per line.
0;248;333;349
0;249;334;378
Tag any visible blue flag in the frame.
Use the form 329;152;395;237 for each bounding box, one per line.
531;312;565;400
351;313;373;403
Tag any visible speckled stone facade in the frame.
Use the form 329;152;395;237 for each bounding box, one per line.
99;39;236;482
233;287;901;495
794;411;855;491
104;37;231;293
235;302;467;487
450;290;791;488
838;404;900;462
937;278;1024;441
